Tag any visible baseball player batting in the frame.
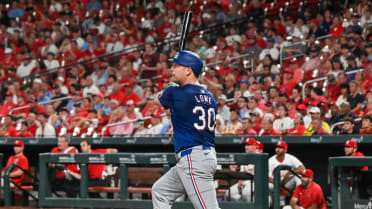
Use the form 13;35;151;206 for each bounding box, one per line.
152;52;219;208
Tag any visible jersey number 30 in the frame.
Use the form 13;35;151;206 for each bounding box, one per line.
193;106;216;132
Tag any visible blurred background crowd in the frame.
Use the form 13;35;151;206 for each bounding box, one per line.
0;0;371;138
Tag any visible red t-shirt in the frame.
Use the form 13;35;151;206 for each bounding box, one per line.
50;146;79;179
292;182;327;209
261;128;281;136
353;152;368;171
88;149;107;179
287;125;306;136
5;154;29;185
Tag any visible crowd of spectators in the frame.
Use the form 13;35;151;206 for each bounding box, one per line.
0;0;372;138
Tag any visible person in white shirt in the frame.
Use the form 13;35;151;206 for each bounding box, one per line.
82;76;100;98
35;112;56;138
217;94;230;123
259;38;279;61
226;28;241;46
245;98;264;119
41;37;58;57
16;55;37;78
227;138;262;202
273;104;294;134
43;52;60;70
268;141;305;202
146;113;164;135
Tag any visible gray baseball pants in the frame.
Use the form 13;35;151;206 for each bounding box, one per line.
152;145;220;209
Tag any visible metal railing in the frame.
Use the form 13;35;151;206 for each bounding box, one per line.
205;52;255;70
330;118;362;134
279;34;334;66
100;113;168;139
302;68;365;99
9;96;71;115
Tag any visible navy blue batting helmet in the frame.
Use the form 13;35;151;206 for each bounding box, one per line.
168;50;203;77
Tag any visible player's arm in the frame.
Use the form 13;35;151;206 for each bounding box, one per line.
106;148;118;153
282;165;305;184
9;169;24;178
289;196;302;209
306;204;319;209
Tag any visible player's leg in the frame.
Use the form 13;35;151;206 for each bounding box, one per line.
152;166;185;209
241;180;254;202
177;148;220;209
225;183;241;201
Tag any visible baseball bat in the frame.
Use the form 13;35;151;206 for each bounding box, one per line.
178;11;192;51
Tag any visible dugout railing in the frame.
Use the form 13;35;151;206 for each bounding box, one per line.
3;163;39;206
329;156;372;209
38;152;268;209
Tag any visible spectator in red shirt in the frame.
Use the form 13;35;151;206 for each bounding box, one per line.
287;113;307;136
122;84;141;105
283;169;327;209
28;96;46;114
50;135;80;197
26;112;39;136
238;117;258;136
79;139;118;187
1;140;29;186
2;115;18;137
0;92;15;116
17;121;34;137
258;117;281;136
325;74;340;103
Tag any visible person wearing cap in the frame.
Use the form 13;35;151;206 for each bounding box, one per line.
217;94;231;123
35;112;56;138
122;83;141;106
152;50;220;209
269;141;305;197
303;107;330;135
226;138;259;202
16;54;37;78
283;169;327;209
28;95;47;114
50;135;80;197
1;140;29;186
344;139;368;171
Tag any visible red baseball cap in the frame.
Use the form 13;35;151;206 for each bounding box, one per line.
301;169;314;178
296;104;307;110
276;141;288;150
255;140;264;150
14;140;24;147
245;138;257;146
345;139;358;149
